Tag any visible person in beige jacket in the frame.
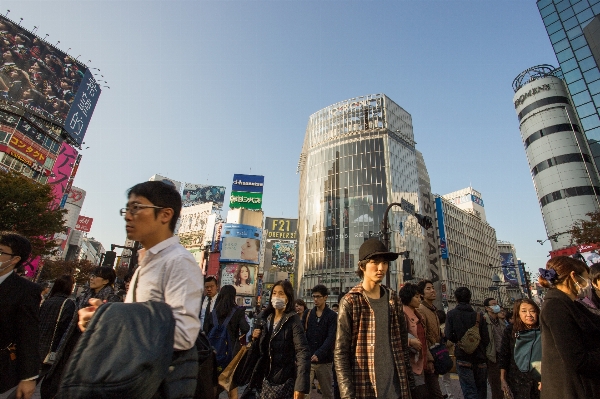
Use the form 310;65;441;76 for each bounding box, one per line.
417;280;444;399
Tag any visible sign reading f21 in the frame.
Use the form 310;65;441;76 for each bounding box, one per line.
64;70;102;146
232;174;264;193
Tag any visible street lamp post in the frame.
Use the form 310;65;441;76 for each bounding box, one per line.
381;200;433;286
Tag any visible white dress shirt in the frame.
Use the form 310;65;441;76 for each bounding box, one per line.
200;292;218;330
125;236;204;350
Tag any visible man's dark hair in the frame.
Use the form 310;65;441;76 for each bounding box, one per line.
399;283;420;306
436;309;446;324
356;260;368;279
205;276;218;286
312;284;329;297
0;231;31;268
454;287;471;303
332;303;339;310
127;181;182;232
49;274;75;297
590;263;600;285
416;279;434;295
483;297;496;307
92;266;116;286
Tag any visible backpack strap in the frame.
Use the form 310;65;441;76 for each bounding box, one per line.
475;312;481;327
304;308;313;331
215;306;237;328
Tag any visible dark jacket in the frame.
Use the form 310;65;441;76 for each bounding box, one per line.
445;302;489;364
57;302;178;399
0;272;42;392
498;324;540;399
38;294;76;362
540;288;600;399
203;306;249;353
305;305;337;364
253;310;310;394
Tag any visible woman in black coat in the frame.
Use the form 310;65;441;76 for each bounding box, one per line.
498;299;540;399
538;256;600;399
38;275;76;373
204;285;249;399
250;280;310;399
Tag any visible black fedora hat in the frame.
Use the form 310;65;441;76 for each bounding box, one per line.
359;238;399;261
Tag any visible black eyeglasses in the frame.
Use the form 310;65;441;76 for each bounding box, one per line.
312;295;324;299
0;250;15;257
119;204;165;216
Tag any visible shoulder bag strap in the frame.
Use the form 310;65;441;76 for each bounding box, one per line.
48;298;69;350
475;312;481;326
304;308;312;331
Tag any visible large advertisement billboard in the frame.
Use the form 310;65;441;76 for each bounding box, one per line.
75;216;93;232
220;223;262;264
229;191;262;210
435;197;449;259
263;218;298;272
182;183;226;209
0;16;101;144
232;174;264;193
219;263;258;296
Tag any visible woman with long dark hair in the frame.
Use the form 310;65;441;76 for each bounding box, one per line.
249;280;310;399
38;275;76;372
499;299;541;399
538;256;600;399
204;285;249;399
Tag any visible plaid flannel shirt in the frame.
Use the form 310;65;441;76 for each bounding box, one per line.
335;283;414;398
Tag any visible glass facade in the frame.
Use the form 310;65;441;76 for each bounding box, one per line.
297;94;426;303
538;0;600;169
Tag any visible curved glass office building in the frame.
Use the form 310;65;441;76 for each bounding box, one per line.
296;94;427;302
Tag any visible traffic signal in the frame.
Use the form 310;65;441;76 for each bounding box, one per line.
103;251;117;267
403;259;414;281
415;214;433;230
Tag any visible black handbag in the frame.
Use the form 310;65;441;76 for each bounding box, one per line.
0;344;18;394
194;331;219;399
233;339;261;386
430;343;454;375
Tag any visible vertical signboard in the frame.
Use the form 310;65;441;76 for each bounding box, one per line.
263;218;298;272
434;197;449;259
230;174;264;210
499;252;518;286
48;143;78;208
64;70;101;145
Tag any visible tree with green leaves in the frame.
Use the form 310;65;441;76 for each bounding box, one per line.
570;209;600;245
0;171;67;259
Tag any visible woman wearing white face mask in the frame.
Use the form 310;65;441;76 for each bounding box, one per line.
538;256;600;399
247;280;310;399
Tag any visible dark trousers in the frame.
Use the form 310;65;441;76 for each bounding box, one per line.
456;360;488;399
487;358;503;399
153;346;199;399
424;371;445;399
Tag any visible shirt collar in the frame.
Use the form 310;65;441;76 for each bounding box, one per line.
138;236;180;266
0;270;13;286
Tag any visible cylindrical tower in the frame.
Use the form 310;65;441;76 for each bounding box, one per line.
296;94;428;304
513;65;600;250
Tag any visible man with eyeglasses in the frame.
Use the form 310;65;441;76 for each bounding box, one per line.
305;284;337;399
78;181;203;397
335;238;414;399
0;232;41;399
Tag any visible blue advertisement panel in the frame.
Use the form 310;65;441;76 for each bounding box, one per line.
500;252;518;286
517;261;527;291
220;223;262;264
435;197;448;259
64;69;101;145
232;174;264;193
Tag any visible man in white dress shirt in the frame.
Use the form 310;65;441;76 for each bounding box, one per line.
79;180;203;398
200;276;218;331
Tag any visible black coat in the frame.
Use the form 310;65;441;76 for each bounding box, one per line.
254;310;310;394
0;272;41;392
540;288;600;399
38;294;76;362
305;306;337;364
445;302;489;364
498;324;539;399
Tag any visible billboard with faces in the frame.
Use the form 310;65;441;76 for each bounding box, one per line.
219;263;258;297
0;16;101;144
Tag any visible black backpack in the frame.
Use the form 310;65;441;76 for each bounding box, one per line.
57;302;175;399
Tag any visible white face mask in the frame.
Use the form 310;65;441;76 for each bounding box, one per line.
0;258;15;273
271;297;286;310
575;275;594;301
490;305;501;314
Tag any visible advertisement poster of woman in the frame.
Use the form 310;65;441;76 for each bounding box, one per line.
220;263;257;296
221;237;261;264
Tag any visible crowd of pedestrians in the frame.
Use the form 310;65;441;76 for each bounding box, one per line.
1;180;600;398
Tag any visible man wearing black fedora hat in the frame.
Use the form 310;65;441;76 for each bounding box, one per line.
334;238;414;399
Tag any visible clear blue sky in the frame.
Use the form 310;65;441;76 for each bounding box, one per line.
8;0;558;272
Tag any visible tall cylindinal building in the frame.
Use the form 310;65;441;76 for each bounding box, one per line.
537;0;600;170
296;94;428;303
513;65;600;249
